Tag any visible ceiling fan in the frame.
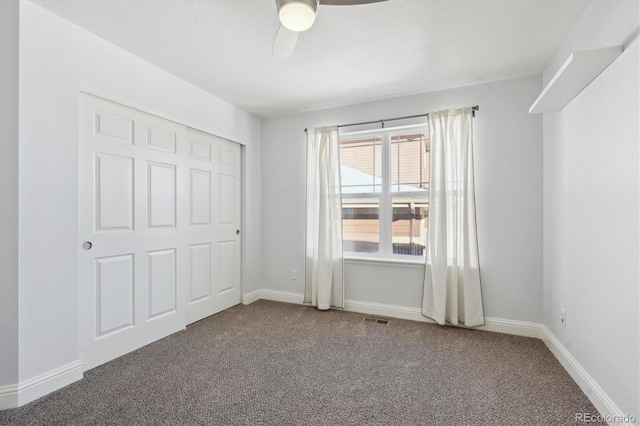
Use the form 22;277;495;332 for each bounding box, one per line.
272;0;388;59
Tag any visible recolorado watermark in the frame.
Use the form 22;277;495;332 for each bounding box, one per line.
575;412;636;424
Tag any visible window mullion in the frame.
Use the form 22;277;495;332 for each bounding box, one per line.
380;133;391;257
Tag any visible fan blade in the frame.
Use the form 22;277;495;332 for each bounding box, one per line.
319;0;387;5
272;24;299;59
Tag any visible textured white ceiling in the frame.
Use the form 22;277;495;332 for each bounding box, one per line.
33;0;589;117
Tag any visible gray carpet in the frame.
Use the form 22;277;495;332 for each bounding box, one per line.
1;300;603;425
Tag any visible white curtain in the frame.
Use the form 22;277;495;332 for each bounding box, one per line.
422;108;484;326
305;126;344;310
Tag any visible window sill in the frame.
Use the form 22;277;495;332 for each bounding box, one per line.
344;256;425;268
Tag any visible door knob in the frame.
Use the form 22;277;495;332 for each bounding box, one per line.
82;241;93;250
236;230;240;235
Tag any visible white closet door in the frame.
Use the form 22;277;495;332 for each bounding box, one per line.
186;129;242;324
79;94;188;370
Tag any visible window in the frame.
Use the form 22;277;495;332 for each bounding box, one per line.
340;125;429;259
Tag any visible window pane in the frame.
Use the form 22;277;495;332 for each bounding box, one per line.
340;136;382;254
392;196;428;257
340;137;382;193
390;132;429;193
342;196;380;254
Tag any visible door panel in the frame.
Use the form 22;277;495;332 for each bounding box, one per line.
147;249;177;319
190;169;211;225
218;241;235;293
95;153;134;231
94;110;133;144
219;174;236;224
147;162;176;228
147;125;177;153
95;254;134;336
190;139;211;161
190;243;211;302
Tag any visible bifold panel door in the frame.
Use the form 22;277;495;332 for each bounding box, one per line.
79;94;241;370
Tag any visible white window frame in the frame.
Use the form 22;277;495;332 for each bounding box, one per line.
340;123;429;262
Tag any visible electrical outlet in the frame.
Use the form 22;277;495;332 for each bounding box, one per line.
560;308;566;327
291;269;297;280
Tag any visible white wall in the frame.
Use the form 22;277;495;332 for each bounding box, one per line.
0;0;20;389
16;0;261;384
542;0;639;420
261;75;543;322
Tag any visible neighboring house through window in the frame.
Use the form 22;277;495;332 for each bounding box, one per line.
339;124;429;259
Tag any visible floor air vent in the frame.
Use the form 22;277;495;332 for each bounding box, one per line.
363;317;390;325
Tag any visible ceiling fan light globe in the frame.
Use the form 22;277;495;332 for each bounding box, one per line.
278;1;317;32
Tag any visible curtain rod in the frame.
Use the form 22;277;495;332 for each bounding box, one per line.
303;105;479;133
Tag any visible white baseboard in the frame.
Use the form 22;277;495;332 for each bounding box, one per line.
241;289;261;305
257;289;305;305
0;360;83;409
0;384;18;410
541;326;634;426
243;289;304;306
344;298;543;338
479;316;543;339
